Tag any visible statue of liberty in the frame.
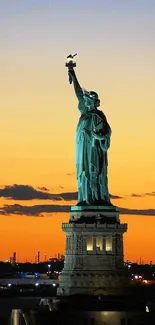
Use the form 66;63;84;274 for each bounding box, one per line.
67;63;112;206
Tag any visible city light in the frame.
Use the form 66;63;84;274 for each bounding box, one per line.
35;282;39;286
146;306;149;312
133;275;143;281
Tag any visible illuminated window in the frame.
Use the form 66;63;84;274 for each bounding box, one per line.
87;236;93;251
106;236;112;252
96;236;103;251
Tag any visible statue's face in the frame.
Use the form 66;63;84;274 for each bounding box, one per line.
83;89;100;109
83;95;95;109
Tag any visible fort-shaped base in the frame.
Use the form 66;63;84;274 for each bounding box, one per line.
57;207;128;296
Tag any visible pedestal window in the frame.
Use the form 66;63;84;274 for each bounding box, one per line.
96;236;103;251
106;236;112;252
86;236;93;251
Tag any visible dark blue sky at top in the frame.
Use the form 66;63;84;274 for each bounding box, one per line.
0;0;155;15
0;0;154;71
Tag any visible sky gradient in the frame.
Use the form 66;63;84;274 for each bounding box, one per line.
0;0;155;263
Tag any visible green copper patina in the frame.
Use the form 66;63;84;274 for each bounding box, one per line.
68;68;112;206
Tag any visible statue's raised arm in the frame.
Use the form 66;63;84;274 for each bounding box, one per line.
68;69;83;102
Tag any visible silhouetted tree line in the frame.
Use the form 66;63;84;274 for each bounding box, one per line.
0;260;64;276
0;261;155;280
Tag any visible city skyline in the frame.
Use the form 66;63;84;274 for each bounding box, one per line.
0;0;155;262
2;248;154;265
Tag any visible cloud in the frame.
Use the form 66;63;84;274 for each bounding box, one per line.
66;173;75;176
0;184;124;202
0;204;155;217
119;207;155;216
0;184;62;201
145;191;155;197
58;192;78;200
0;185;154;216
0;185;76;201
0;204;70;216
131;193;143;198
130;192;155;198
37;186;49;191
110;194;123;199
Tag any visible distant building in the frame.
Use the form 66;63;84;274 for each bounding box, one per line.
37;251;40;264
12;252;16;264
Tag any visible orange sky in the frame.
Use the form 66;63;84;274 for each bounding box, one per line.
0;1;155;263
1;210;155;264
0;196;155;263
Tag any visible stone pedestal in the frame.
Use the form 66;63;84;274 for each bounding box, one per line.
57;206;128;296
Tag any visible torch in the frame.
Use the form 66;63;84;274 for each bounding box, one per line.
65;53;77;84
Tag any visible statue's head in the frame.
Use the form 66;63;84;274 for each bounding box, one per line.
89;91;100;108
82;89;100;109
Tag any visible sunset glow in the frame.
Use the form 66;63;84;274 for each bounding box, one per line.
0;1;155;263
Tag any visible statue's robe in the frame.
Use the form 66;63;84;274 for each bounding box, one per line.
76;100;111;204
